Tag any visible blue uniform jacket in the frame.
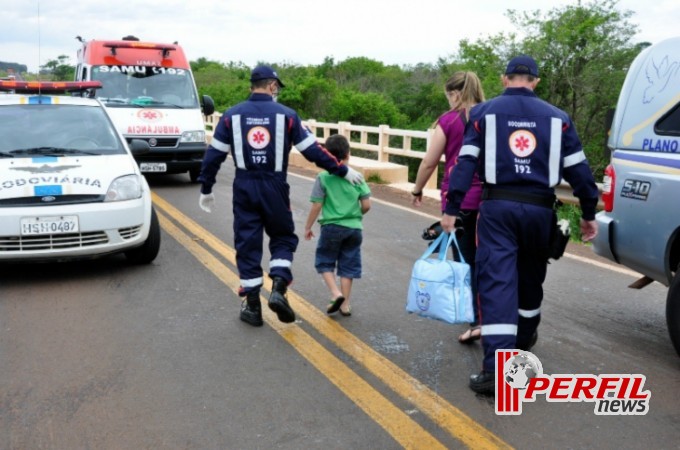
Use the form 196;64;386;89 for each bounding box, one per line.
199;93;347;194
445;87;599;219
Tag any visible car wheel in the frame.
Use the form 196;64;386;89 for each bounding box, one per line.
666;270;680;357
125;207;161;264
189;168;201;183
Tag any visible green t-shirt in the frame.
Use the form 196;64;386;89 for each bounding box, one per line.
310;171;371;229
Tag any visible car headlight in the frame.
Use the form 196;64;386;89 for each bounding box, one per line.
105;175;142;202
180;130;206;143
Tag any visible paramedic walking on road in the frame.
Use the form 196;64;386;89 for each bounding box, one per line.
440;55;599;395
197;65;364;327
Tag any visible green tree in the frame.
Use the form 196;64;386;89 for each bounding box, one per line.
509;0;640;174
328;89;407;128
386;63;443;130
457;35;515;98
330;57;388;90
192;59;251;111
40;55;75;81
291;76;338;119
455;0;640;176
191;0;644;181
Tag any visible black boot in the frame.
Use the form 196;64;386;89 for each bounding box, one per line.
517;331;538;351
240;291;263;327
469;371;495;395
268;276;296;323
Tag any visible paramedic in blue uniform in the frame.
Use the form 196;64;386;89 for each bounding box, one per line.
197;65;364;327
440;55;599;395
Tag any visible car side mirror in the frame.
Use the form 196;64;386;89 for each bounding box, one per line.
201;94;215;116
129;139;150;156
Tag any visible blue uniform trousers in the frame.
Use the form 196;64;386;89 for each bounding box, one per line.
475;199;553;372
232;171;299;294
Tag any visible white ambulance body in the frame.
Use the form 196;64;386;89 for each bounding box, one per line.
75;36;214;182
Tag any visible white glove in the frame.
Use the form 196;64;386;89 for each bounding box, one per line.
344;166;364;185
199;193;215;213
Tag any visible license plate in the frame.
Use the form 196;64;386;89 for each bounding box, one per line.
140;162;167;173
21;216;79;236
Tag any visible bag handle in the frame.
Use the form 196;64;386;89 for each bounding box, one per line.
443;230;466;264
419;231;466;264
420;232;445;259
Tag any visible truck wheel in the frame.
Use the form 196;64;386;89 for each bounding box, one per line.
125;208;161;264
189;168;201;183
666;271;680;357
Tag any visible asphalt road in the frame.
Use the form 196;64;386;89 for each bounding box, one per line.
1;164;679;449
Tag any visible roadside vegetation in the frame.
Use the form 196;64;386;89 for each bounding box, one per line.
7;0;644;236
189;0;643;183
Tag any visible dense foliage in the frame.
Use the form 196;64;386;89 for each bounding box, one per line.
40;55;76;81
31;0;644;184
191;0;644;180
0;62;27;74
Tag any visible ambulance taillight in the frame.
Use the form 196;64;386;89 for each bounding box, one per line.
602;164;615;212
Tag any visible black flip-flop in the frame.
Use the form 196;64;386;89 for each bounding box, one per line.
326;296;345;315
422;221;443;240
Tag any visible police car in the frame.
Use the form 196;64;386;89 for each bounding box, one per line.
591;37;680;356
0;80;160;263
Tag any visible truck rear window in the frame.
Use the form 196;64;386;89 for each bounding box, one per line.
656;103;680;136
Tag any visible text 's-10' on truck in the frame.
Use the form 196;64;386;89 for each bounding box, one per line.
75;36;215;182
592;36;680;356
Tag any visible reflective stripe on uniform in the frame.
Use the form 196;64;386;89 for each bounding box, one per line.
270;258;292;269
210;137;231;153
549;118;562;186
240;276;263;288
481;323;517;336
232;114;246;169
460;144;480;158
295;134;316;152
485;114;497;184
564;150;587;168
518;308;541;318
275;114;284;172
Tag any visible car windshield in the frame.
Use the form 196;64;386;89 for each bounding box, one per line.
0;103;127;156
92;65;199;108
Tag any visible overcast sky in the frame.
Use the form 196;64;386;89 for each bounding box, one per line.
4;0;679;73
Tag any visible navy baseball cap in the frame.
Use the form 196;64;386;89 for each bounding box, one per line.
250;65;285;87
505;55;539;77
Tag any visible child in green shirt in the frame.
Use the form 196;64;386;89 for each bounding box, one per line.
304;134;371;316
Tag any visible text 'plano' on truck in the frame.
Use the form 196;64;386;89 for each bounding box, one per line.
75;35;215;183
591;36;680;357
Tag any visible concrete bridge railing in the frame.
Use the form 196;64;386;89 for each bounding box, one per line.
205;113;602;207
205;113;437;188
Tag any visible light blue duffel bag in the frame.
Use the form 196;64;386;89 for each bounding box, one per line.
406;231;474;324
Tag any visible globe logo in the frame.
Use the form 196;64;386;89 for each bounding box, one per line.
503;351;543;390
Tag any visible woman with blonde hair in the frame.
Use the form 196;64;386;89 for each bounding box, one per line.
411;71;485;344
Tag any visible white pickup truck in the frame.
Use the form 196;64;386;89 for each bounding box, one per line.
592;37;680;356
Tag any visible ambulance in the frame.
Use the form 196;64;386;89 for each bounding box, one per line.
75;36;215;182
592;37;680;356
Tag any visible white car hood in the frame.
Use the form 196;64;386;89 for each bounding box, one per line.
0;154;138;200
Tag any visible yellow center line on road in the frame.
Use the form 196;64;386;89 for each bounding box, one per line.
155;208;447;450
153;192;512;450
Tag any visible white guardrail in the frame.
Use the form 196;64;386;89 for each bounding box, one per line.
205;113;602;207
